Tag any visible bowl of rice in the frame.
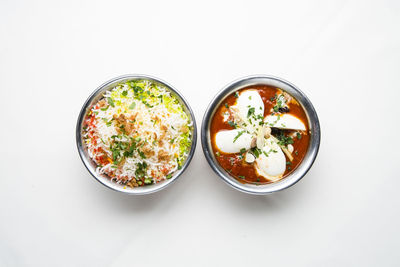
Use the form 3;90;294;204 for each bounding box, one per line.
76;74;197;195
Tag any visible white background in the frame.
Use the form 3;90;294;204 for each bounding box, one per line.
1;0;399;266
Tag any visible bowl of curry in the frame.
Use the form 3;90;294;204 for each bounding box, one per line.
201;75;320;195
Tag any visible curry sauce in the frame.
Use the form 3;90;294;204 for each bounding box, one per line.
210;85;310;185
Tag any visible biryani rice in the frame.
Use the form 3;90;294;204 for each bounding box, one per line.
83;79;192;186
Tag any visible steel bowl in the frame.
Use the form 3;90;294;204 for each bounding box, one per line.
201;75;320;195
76;74;197;195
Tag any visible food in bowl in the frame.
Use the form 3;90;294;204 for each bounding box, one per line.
83;79;193;188
210;84;310;185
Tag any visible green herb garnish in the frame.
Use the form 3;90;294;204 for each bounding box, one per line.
276;131;294;146
247;107;255;118
129;102;136;109
135;162;147;178
137;150;146;159
227;120;237;128
233;130;245;143
107;97;115;107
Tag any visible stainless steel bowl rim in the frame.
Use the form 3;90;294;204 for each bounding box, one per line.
201;75;320;195
76;74;197;195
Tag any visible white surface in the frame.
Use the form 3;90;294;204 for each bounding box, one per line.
1;0;399;266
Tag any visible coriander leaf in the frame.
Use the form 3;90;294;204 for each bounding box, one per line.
107;97;115;107
100;105;109;111
227;120;237;128
138;150;146;159
251;147;262;158
129;102;136;109
247;107;255;118
144;178;153;184
233;130;245;143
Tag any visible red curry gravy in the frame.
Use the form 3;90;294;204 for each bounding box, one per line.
210;85;310;185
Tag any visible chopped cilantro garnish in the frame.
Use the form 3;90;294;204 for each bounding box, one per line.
227;120;237;128
129;102;136;109
251;147;262;158
247;107;255;118
296;132;302;139
276;131;294;146
234;92;239;98
135;162;147;178
238;175;245;179
137;150;146;159
233;130;245;143
122;90;128;97
107;97;115;107
224;103;229;108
